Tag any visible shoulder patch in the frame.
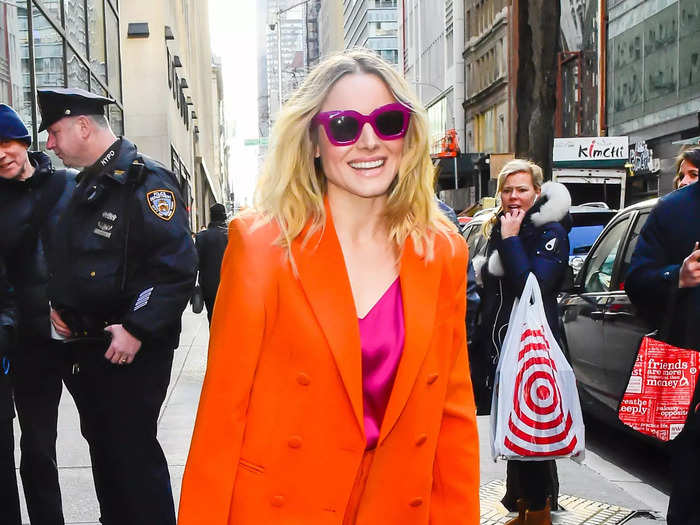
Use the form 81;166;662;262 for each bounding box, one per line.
146;189;176;221
544;237;557;252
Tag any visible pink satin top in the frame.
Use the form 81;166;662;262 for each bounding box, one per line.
358;278;405;450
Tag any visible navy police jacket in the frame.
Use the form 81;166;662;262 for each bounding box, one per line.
470;182;571;412
0;152;76;343
626;182;700;351
49;138;197;350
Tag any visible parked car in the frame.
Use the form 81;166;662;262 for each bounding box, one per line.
461;210;493;260
567;204;617;275
559;199;656;428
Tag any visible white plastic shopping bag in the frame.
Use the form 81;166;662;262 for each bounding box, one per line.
490;273;585;461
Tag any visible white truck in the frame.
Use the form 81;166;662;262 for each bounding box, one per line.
552;137;629;210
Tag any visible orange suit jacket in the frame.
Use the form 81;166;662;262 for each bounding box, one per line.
178;211;480;524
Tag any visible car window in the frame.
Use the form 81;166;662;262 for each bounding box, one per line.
582;217;630;293
569;225;607;255
618;212;650;286
568;211;616;256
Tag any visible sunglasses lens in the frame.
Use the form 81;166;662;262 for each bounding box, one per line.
375;110;406;137
328;115;359;143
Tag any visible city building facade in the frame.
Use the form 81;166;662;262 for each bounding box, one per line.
257;0;320;159
557;0;602;138
121;0;229;230
401;0;465;156
462;0;511;156
607;0;700;193
319;0;344;57
402;0;475;210
343;0;400;66
0;0;123;157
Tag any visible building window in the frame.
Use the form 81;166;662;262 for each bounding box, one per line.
167;48;172;88
87;0;107;84
105;3;121;99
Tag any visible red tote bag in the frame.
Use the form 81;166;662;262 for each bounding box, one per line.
619;333;700;442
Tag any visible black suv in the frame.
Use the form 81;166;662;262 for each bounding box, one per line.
559;199;656;427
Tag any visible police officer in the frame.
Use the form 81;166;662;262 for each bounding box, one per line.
39;88;197;525
0;258;21;525
194;202;228;322
0;103;76;524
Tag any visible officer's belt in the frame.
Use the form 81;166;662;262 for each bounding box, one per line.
59;309;118;340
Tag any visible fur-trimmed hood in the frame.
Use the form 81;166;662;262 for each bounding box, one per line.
529;181;572;227
474;182;571;280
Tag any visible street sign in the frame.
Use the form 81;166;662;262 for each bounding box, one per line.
244;137;269;146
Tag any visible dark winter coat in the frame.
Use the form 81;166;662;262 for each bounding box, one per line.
48;138;198;350
194;221;228;307
471;182;572;414
0;152;76;343
436;198;481;334
626;182;700;351
0;258;16;420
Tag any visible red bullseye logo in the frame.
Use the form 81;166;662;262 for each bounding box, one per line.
503;327;578;457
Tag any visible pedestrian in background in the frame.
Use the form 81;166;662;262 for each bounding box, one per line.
40;87;197;525
195;202;228;322
626;160;700;525
0;258;21;525
0;103;76;524
179;48;479;524
436;197;481;346
472;159;572;524
672;145;699;190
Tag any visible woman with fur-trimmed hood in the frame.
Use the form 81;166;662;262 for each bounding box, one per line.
471;159;572;524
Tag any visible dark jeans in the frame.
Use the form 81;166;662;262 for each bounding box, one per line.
62;341;176;525
12;342;65;525
667;384;700;525
203;291;216;324
0;418;21;525
501;459;559;511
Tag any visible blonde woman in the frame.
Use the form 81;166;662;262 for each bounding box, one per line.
471;160;572;524
178;49;479;524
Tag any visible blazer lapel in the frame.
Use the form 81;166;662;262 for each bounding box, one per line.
379;236;442;445
291;212;365;436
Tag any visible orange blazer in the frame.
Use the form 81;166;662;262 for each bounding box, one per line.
178;211;480;524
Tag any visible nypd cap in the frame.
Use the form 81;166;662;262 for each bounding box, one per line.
0;104;31;146
37;87;115;132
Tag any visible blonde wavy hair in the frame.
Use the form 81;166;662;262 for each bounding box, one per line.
250;48;453;260
481;159;544;238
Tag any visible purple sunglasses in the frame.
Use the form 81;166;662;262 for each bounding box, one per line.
311;102;412;146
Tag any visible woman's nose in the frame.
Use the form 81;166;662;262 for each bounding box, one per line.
355;122;379;149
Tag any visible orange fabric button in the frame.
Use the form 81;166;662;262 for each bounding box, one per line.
427;373;439;385
409;497;423;507
296;373;311;386
288;436;303;449
271;495;285;507
415;434;427;446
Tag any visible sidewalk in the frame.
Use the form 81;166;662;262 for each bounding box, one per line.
14;308;668;524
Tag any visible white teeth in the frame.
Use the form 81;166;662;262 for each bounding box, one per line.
349;159;384;169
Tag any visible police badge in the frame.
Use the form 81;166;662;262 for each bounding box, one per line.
147;189;176;221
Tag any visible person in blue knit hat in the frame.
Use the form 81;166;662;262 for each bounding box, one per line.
0;102;77;524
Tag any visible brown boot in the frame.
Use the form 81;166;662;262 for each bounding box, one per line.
505;499;528;525
524;497;552;525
